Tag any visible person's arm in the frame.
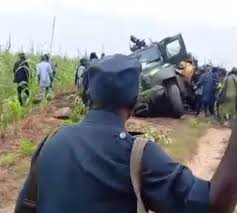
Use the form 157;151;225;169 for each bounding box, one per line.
36;65;40;84
75;66;80;86
24;62;30;81
196;74;204;88
142;142;209;213
13;62;18;74
47;63;53;82
210;123;237;213
47;63;53;75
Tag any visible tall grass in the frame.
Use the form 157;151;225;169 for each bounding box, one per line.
0;51;79;130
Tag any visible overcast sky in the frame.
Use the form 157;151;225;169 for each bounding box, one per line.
0;0;236;69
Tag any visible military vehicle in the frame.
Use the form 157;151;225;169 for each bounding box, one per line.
130;34;196;118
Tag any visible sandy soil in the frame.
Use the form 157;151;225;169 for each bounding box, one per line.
187;128;231;180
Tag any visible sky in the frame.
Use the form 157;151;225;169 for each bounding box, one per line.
0;0;236;69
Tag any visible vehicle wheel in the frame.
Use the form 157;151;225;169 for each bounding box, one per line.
134;103;150;117
167;83;184;118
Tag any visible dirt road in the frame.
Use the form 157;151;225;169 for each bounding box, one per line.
0;93;232;212
187;127;231;180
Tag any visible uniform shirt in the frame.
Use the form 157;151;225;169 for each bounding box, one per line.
37;61;53;88
13;60;30;83
197;71;215;103
15;110;209;213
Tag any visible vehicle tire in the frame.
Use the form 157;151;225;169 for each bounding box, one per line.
134;103;150;117
167;83;184;118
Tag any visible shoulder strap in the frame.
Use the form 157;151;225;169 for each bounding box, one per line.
21;126;64;213
130;137;149;213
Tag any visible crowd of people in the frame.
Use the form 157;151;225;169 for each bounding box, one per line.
13;52;103;106
13;51;237;121
192;65;237;120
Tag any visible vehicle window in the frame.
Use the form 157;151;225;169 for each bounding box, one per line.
166;40;181;58
136;46;161;63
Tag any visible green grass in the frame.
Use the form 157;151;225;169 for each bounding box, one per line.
128;117;208;163
19;139;37;157
0;153;16;167
167;117;209;162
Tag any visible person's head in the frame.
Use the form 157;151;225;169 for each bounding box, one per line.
18;52;26;61
101;53;105;59
44;54;50;62
88;54;141;120
205;64;212;72
41;55;47;62
90;52;98;61
80;58;88;67
230;67;237;75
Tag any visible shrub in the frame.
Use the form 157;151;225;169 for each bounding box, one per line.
188;118;209;129
143;125;173;145
0;154;16;167
70;95;87;123
19;139;37;157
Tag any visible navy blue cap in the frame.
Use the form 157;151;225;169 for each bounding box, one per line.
88;54;141;108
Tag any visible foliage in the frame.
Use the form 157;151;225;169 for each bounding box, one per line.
143;125;173;145
70;95;87;123
0;153;16;167
168;118;208;162
0;51;79;129
19;139;37;157
63;119;75;125
188;118;210;129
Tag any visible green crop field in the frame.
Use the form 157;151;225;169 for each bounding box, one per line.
0;51;78;130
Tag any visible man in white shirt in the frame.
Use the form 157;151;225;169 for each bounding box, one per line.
37;55;53;101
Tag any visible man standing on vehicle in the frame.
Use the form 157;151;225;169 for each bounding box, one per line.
37;55;53;101
15;54;237;213
13;52;30;106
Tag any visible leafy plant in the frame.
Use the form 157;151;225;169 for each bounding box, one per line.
19;139;37;157
0;153;16;167
143;125;173;145
70;95;87;123
63;119;74;125
188;118;209;129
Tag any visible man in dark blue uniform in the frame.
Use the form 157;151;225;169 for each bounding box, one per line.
13;53;30;106
15;54;237;213
196;65;216;116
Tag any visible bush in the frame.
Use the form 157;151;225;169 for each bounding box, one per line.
143;125;173;145
188;118;209;129
19;139;37;157
70;95;87;123
0;153;16;167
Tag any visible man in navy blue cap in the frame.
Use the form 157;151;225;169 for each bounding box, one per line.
15;54;237;213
